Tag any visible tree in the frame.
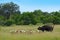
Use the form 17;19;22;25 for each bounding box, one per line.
0;2;20;19
33;10;43;23
10;14;21;25
21;12;31;25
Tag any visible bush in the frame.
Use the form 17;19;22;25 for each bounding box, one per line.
4;20;13;26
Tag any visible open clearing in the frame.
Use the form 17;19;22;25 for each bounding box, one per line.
0;25;60;40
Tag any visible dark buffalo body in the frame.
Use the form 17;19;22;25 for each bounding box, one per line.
38;25;54;32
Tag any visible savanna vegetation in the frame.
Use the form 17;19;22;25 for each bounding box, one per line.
0;2;60;40
0;25;60;40
0;2;60;26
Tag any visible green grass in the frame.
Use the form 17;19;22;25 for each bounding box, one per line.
0;25;60;40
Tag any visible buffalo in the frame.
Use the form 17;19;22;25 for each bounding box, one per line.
38;25;54;32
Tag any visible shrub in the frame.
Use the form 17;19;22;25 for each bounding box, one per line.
4;20;13;26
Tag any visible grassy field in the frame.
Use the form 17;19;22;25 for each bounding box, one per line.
0;25;60;40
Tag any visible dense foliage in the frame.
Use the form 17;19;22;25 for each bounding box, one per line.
0;2;60;26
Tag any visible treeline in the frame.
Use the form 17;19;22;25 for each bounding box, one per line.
0;2;60;26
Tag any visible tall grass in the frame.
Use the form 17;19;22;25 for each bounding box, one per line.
0;25;60;40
